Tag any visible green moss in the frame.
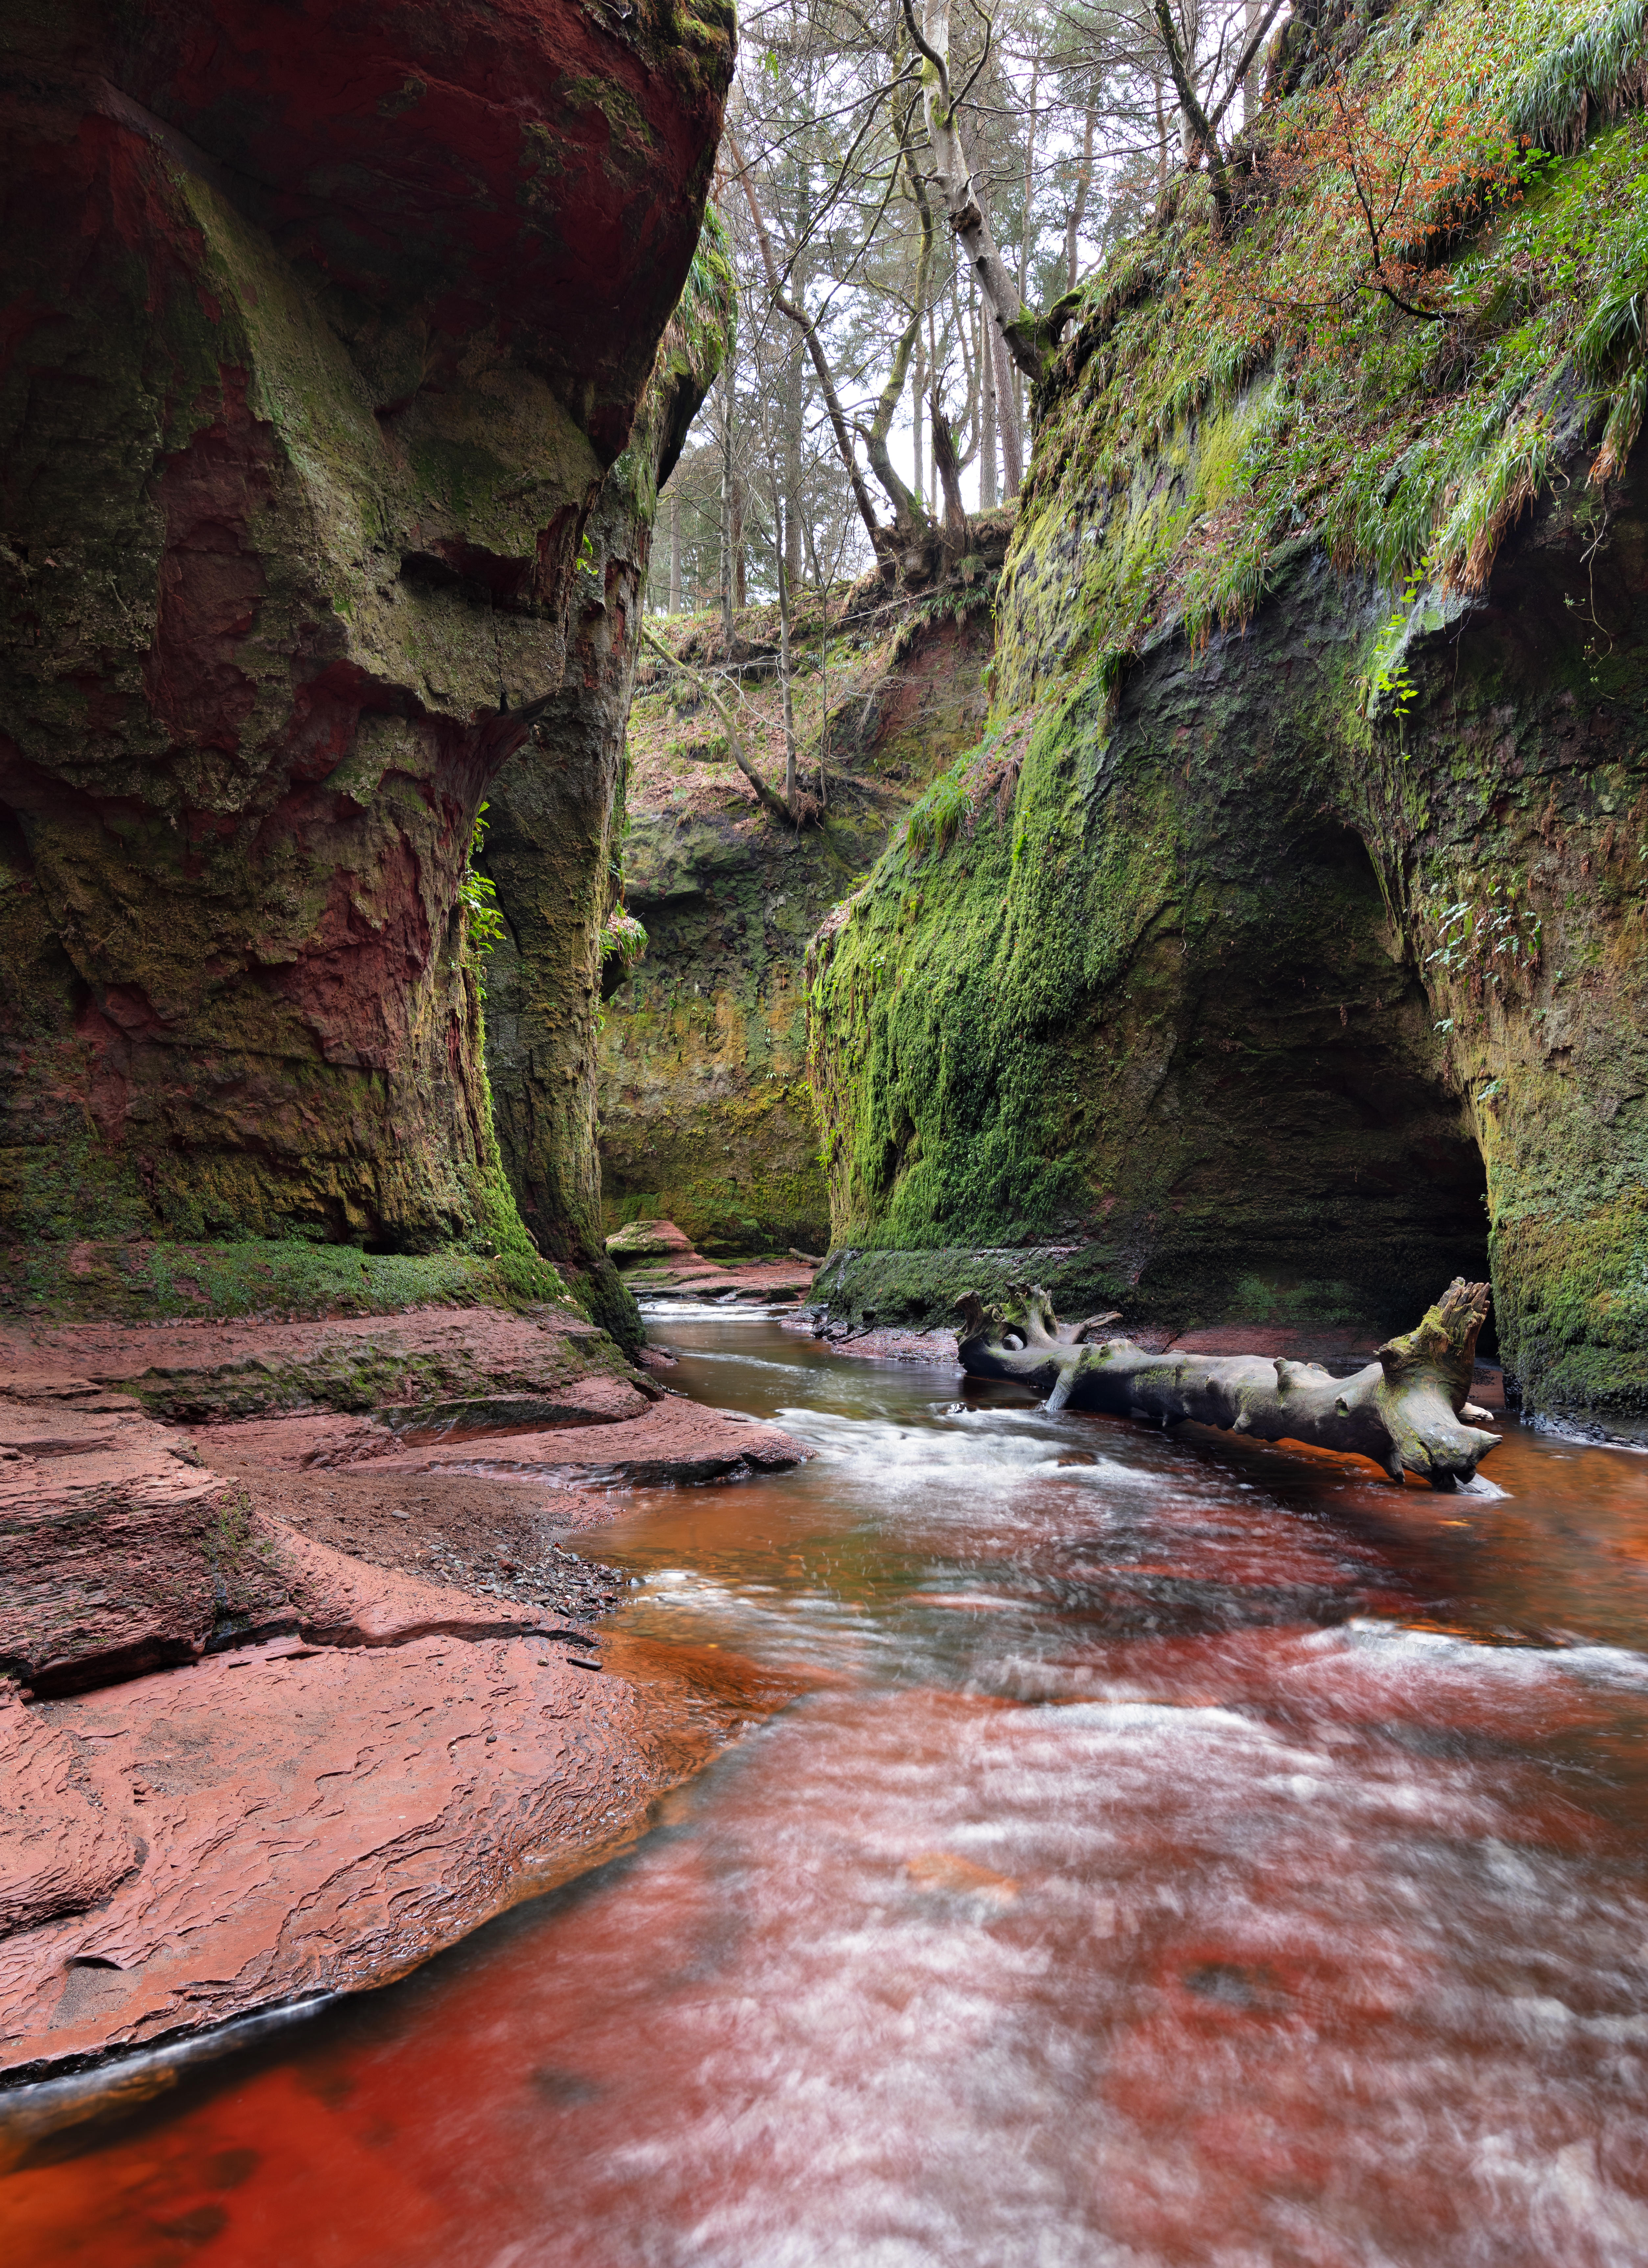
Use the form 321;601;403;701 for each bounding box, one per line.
1008;13;1648;717
1492;1190;1648;1427
0;1237;575;1329
466;1023;571;1309
806;0;1648;1422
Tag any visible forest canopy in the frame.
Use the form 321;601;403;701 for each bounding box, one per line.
650;0;1283;614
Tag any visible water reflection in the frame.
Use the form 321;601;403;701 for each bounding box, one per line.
7;1314;1648;2265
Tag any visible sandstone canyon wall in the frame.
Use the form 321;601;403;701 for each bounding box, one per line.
594;578;1000;1259
808;0;1648;1437
0;0;733;1258
478;234;734;1347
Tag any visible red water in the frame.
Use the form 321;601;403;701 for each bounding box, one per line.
8;1317;1648;2266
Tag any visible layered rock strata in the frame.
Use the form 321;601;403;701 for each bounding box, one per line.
0;1306;805;2078
605;1216;818;1303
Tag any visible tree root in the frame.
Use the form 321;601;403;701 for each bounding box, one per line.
955;1278;1502;1490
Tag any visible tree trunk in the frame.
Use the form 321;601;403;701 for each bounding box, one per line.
1019;57;1038;326
727;127;884;555
907;0;1042;381
862;146;934;539
1066;101;1096;289
927;304;939;503
955;1279;1503;1490
732;470;746;611
774;496;798;807
952;272;981;469
643;627;798;829
1154;0;1232;226
992;324;1023;495
718;377;733;634
784;333;804;595
979;298;997;508
785;189;809;598
931;389;968;557
1244;0;1264;121
912;324;925;508
668;490;681;614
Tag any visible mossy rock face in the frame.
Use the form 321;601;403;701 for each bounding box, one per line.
0;1237;574;1332
812;548;1497;1340
480;238;734;1356
808;4;1648;1429
596;595;996;1256
0;0;730;1265
813;472;1648;1422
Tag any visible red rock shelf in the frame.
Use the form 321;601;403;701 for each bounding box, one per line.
0;1305;806;2083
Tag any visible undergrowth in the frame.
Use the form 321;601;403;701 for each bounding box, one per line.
1004;0;1648;709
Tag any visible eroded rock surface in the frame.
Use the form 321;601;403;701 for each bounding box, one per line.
0;1304;631;1421
0;0;732;1250
0;1303;805;2080
0;1631;702;2078
604;1219;818;1305
367;1397;807;1489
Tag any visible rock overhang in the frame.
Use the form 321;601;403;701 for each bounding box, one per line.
6;0;732;465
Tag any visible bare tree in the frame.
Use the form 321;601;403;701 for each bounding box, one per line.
904;0;1045;381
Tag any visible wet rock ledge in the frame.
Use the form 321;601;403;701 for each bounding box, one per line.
0;1302;804;2083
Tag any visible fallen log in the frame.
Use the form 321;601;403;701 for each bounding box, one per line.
954;1278;1502;1490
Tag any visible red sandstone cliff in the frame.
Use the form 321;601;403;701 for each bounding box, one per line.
481;242;735;1348
0;0;733;1251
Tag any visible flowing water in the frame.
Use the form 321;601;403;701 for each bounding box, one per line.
9;1311;1648;2267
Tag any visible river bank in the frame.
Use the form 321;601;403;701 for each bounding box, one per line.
6;1304;1648;2261
0;1300;805;2082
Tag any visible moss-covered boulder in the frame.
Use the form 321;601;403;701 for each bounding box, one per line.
808;0;1648;1436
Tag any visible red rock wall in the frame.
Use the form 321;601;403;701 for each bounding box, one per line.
481;271;733;1348
0;0;732;1250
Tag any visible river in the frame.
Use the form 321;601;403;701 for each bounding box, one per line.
8;1308;1648;2266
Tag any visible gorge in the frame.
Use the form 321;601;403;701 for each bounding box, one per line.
5;0;1648;2256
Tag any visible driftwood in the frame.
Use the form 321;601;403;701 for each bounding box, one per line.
955;1278;1502;1490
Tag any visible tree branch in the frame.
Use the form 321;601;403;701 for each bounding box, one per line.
642;626;800;829
1154;0;1231;225
724;126;885;553
1205;0;1288;133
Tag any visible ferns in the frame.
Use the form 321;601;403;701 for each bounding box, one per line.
459;803;508;996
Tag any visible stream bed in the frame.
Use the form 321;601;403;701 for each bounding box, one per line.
9;1309;1648;2266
